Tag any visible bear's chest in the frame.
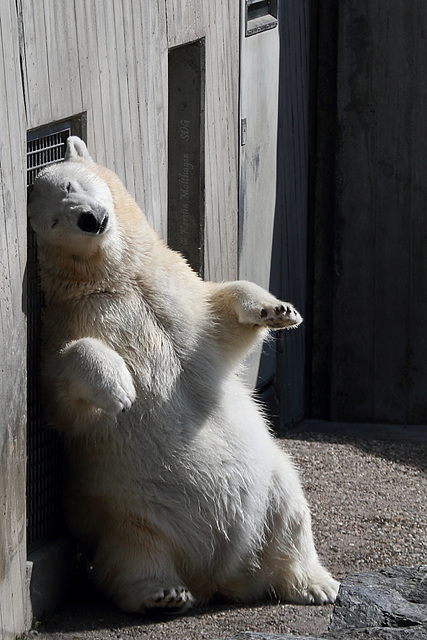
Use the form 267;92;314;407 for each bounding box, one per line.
45;289;163;347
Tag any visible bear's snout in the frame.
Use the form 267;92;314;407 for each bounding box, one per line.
78;211;109;235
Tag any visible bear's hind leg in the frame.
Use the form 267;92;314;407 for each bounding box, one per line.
264;533;340;605
217;524;338;607
258;453;339;605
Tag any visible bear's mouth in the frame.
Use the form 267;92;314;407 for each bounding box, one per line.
78;212;109;235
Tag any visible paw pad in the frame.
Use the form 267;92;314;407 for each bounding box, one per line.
146;586;194;613
258;303;302;329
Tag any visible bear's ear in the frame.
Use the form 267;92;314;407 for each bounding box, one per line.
65;136;92;162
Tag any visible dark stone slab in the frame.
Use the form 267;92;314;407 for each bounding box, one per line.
221;634;324;640
330;566;427;631
222;632;427;640
327;628;427;639
326;565;427;639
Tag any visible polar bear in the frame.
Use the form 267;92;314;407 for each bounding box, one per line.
28;136;339;614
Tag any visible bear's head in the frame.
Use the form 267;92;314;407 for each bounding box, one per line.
28;137;116;253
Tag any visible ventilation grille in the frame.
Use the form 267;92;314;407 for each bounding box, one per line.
26;117;85;551
245;0;278;36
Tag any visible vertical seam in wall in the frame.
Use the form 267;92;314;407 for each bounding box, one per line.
15;0;28;123
165;1;170;48
237;0;243;281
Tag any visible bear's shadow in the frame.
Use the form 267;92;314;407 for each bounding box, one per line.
35;577;289;634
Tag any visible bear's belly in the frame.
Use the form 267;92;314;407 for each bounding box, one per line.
65;376;275;569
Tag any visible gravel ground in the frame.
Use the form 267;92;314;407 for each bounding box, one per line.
26;428;427;640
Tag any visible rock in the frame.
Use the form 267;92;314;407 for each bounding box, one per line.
328;565;427;638
219;567;427;640
327;628;427;639
221;634;324;640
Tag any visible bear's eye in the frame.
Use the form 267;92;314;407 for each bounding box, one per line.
51;219;59;229
65;181;79;194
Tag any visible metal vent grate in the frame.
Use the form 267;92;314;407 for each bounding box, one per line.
27;128;71;186
26;116;86;551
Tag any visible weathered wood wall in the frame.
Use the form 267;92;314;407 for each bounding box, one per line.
272;0;313;426
21;0;239;281
2;0;240;635
0;2;30;637
311;0;427;424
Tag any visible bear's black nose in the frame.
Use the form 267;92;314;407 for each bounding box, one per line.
78;212;109;234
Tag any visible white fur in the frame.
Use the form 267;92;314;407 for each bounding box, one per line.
28;138;339;613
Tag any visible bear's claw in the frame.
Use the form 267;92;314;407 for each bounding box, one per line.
257;303;302;329
145;587;195;613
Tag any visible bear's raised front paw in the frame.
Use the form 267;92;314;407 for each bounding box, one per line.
231;282;303;330
145;586;195;614
257;302;302;329
240;298;302;329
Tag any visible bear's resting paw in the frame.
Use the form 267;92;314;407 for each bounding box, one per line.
144;586;195;614
288;574;340;605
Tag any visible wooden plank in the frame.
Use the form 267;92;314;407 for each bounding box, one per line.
0;1;29;636
119;0;143;199
309;0;338;419
43;0;83;120
23;0;237;273
123;0;168;236
19;0;51;128
372;2;427;423
276;1;310;425
204;1;239;282
74;0;100;156
251;1;311;420
238;2;280;291
91;0;116;167
110;1;135;188
23;0;83;129
331;0;427;424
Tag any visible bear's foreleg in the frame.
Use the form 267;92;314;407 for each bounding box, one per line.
56;337;136;415
207;280;302;364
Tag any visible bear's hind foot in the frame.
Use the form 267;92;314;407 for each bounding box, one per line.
279;572;340;606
